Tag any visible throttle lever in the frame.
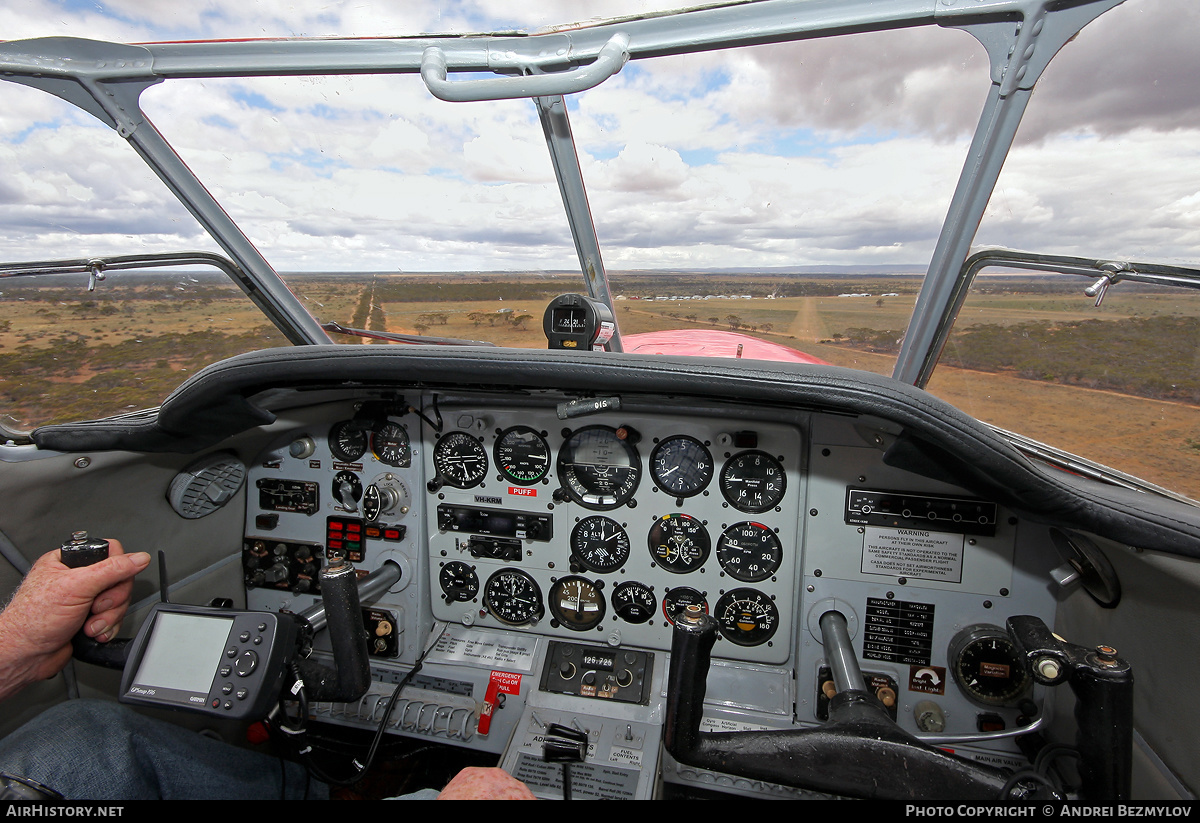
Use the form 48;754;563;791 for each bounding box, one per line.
59;532;132;669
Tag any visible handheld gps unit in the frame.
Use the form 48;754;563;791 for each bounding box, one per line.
119;602;301;720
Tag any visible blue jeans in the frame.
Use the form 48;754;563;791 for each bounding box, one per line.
0;699;325;800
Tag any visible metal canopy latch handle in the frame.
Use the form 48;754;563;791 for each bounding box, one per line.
1084;262;1129;307
86;259;106;292
421;33;629;102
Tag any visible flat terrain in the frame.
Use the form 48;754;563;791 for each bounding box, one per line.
4;271;1198;501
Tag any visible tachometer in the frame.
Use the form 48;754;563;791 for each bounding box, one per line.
647;513;710;573
719;451;787;513
714;588;779;646
483;569;543;626
570;516;630;573
494;426;551;485
548;576;607;631
557;426;641;510
716;522;782;582
434;431;489;489
650;435;713;498
371;422;411;468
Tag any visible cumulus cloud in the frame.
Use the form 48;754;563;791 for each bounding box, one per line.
0;0;1196;273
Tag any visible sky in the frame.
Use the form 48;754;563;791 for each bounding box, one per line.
0;0;1198;273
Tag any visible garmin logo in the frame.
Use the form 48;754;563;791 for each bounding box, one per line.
475;495;502;505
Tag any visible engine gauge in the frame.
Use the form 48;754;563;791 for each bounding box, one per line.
439;561;479;603
548;576;607;631
662;587;708;624
483;569;544;626
434;431;489;488
611;581;656;625
494;426;551;485
647;513;710;573
650;435;713;498
557;426;641;510
570;516;630;573
716;522;783;582
949;625;1031;707
329;420;368;463
719;451;787;513
371;422;411;468
714;588;779;646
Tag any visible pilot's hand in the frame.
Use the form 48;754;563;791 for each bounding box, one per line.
437;767;537;800
0;540;150;700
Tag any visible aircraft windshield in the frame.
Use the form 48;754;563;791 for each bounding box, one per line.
1;0;1197;503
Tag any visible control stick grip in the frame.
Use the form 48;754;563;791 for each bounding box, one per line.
59;532;131;669
60;531;109;568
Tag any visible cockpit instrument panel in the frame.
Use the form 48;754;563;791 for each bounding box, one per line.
239;390;1059;795
425;407;803;665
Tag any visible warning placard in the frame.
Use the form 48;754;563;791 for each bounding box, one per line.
861;527;964;582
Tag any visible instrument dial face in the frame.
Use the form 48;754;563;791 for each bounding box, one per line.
557;426;641;510
329;420;368;463
714;588;779;646
571;516;630;573
949;625;1031;706
439;561;479;603
662;587;708;625
483;569;543;626
716;522;783;582
494;426;551;485
647;513;710;573
650;436;713;498
371;422;411;468
719;451;787;513
434;431;489;488
611;581;656;625
548;576;607;631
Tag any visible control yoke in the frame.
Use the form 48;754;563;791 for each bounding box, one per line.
663;606;1132;801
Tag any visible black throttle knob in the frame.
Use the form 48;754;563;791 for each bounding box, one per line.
60;531;109;568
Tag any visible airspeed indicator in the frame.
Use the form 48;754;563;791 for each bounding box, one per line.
494;426;551;485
